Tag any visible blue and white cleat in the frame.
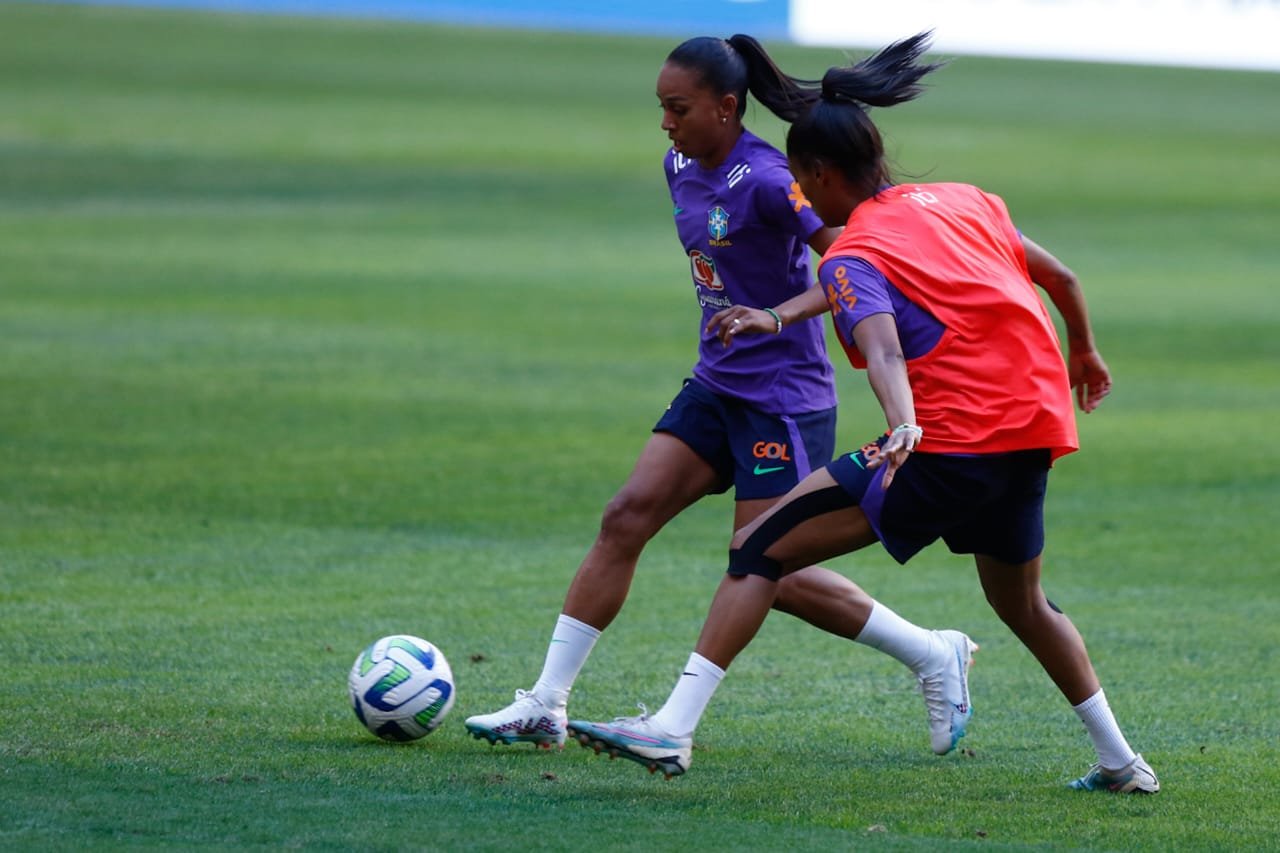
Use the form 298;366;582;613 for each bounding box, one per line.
918;629;978;755
1069;753;1160;794
568;709;691;779
464;689;567;749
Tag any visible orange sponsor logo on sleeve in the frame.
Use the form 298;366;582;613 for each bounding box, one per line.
825;263;857;317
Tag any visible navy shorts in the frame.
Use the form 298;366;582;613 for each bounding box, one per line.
654;379;837;501
828;435;1051;565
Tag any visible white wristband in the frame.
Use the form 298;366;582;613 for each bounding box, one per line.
891;423;924;444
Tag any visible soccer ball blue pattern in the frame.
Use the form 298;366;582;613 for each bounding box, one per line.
348;635;456;741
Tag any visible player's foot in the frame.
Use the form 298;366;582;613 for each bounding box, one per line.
464;689;567;749
1069;753;1160;794
568;709;691;779
918;629;978;755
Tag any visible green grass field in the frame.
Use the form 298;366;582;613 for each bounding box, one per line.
2;2;1279;849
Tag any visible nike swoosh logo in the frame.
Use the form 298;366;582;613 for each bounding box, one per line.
753;464;785;475
847;453;865;469
673;206;683;215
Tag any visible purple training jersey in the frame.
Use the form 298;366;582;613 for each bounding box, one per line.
666;130;836;414
820;256;946;360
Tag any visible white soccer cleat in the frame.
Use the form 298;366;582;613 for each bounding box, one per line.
918;629;978;755
464;688;567;749
568;709;692;779
1069;753;1160;794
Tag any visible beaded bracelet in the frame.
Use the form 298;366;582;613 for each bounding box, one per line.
763;307;783;334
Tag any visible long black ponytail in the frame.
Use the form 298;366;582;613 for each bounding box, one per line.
665;34;821;121
724;34;821;122
787;32;944;198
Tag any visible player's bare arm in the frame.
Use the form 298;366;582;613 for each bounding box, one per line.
851;312;919;488
707;284;830;346
1022;235;1112;412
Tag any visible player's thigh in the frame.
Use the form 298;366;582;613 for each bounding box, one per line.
611;431;721;525
733;468;878;573
733;496;775;530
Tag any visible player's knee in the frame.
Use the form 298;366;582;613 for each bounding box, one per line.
598;491;661;549
982;586;1026;624
726;512;787;581
985;589;1061;634
727;546;783;582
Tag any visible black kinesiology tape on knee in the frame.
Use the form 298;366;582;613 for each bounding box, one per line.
727;486;854;581
726;548;784;581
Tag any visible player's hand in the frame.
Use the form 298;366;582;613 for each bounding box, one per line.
707;305;774;347
866;425;922;489
1069;348;1112;413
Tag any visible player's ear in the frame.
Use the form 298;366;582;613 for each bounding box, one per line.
811;158;829;185
719;93;738;123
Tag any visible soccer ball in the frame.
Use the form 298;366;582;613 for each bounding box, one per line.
348;635;456;741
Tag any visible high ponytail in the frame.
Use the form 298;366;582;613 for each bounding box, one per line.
788;32;943;199
818;31;942;108
665;34;821;121
725;34;821;123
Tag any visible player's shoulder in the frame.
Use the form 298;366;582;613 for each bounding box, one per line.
729;131;793;188
665;147;696;183
664;133;791;188
881;182;994;207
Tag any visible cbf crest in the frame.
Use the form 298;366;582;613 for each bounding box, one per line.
707;206;730;242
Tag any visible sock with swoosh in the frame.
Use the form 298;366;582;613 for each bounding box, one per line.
649;653;725;739
531;613;600;709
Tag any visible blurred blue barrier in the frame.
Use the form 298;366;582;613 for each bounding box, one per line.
43;0;791;38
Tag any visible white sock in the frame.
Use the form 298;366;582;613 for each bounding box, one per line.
854;601;939;674
531;614;600;709
1073;689;1137;770
649;653;726;739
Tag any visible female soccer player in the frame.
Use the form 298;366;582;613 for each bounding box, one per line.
567;33;1159;794
465;35;976;759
